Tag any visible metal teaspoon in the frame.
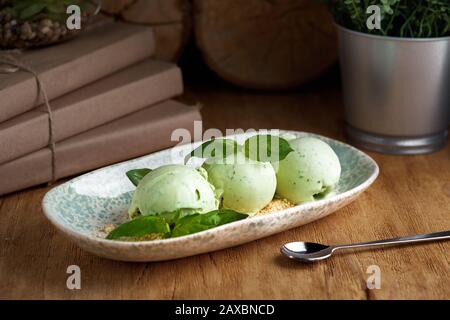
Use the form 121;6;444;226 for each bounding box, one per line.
281;230;450;263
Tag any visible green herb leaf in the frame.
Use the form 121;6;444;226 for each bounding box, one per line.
325;0;450;38
126;168;152;186
13;0;35;13
244;135;294;162
10;0;91;21
19;3;47;20
45;3;64;14
185;139;239;164
106;215;170;240
171;209;248;238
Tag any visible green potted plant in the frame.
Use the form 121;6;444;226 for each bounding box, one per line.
0;0;100;48
325;0;450;154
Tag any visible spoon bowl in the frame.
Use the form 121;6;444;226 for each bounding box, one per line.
281;242;334;262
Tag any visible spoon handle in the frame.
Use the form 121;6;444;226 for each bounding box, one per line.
334;230;450;251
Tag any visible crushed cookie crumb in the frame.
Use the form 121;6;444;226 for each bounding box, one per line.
103;224;116;234
96;224;116;238
256;198;295;216
115;234;166;242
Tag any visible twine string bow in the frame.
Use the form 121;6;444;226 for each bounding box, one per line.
0;53;57;183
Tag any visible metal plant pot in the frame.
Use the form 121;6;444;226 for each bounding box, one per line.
337;25;450;155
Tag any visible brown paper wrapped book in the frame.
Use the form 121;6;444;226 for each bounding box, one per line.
0;22;155;123
0;100;201;196
0;60;183;165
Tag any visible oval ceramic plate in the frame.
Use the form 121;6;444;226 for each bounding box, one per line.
42;131;379;262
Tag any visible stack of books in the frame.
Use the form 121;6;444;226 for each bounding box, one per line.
0;21;201;195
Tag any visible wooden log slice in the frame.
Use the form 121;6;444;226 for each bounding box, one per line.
100;0;191;61
149;23;190;61
101;0;135;15
121;0;188;24
121;0;191;61
194;0;337;89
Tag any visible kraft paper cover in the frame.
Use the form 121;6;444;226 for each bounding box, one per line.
0;100;201;196
0;60;182;164
0;22;154;122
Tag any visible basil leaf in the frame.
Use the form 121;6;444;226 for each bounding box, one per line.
244;135;294;162
126;168;152;186
171;209;248;238
185;139;238;164
106;216;170;240
159;208;200;226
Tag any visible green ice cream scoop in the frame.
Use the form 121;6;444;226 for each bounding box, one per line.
275;137;341;204
128;165;218;218
203;152;277;215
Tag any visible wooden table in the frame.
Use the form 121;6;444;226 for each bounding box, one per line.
1;75;449;300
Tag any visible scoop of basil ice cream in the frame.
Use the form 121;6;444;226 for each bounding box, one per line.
128;165;218;220
274;137;341;204
203;152;277;215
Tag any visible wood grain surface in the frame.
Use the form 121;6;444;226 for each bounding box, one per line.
194;0;337;89
0;76;449;300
